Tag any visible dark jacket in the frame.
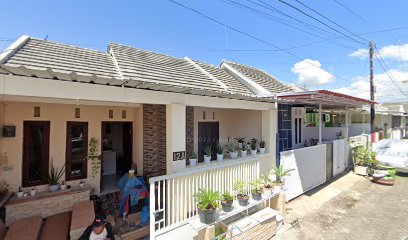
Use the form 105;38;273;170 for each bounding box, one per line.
78;222;115;240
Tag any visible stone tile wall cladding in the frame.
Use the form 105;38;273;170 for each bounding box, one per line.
143;104;167;179
186;106;194;163
5;188;91;225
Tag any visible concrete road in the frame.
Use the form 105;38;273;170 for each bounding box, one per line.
276;171;408;240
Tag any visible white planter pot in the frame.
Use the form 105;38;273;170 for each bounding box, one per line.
250;149;257;156
240;150;247;158
229;152;238;159
259;148;266;154
30;190;37;196
354;165;368;176
262;187;273;195
60;184;67;191
190;158;198;166
16;192;24;198
49;184;59;192
217;154;224;162
204;155;211;164
79;182;85;188
238;143;243;149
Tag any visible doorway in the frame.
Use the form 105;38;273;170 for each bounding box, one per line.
100;122;133;194
198;122;219;162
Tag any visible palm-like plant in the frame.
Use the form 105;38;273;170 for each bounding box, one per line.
194;188;221;210
271;165;294;183
216;144;224;155
241;141;248;151
204;145;212;157
261;174;273;189
233;180;247;196
250;138;258;150
234;137;246;144
250;178;262;192
48;161;65;185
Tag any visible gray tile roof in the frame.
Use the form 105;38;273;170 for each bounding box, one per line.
223;61;293;93
4;38;120;79
192;60;252;95
109;43;226;91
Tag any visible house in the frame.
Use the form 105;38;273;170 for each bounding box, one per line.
0;35;375;238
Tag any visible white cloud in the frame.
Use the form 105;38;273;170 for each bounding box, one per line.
349;48;369;59
291;59;335;87
349;43;408;61
331;69;408;102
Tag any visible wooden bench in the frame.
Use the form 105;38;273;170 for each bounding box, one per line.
4;216;42;240
39;212;71;240
70;201;95;240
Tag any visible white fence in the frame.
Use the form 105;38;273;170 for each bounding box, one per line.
332;139;349;177
149;156;260;239
280;144;327;201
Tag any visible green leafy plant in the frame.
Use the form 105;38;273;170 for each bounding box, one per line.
222;191;234;204
271;165;294;183
233;180;247;196
188;150;197;159
250;138;258;150
47;160;65;185
204;145;212;157
216;144;224;155
225;141;237;153
250;178;262;192
234;137;246;144
259;140;266;148
88;138;101;177
352;145;373;167
194;188;221;210
241;141;248;151
261;174;273;188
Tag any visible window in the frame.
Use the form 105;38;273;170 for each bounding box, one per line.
66;122;88;180
23;121;50;187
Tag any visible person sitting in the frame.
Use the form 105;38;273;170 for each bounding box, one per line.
78;215;115;240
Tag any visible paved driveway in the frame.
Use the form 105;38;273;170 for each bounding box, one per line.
276;171;408;240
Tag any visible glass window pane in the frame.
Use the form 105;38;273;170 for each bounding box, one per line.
67;122;88;180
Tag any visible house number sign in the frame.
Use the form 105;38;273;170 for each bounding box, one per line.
173;151;186;161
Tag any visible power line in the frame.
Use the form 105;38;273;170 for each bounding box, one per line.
278;0;365;45
331;0;366;22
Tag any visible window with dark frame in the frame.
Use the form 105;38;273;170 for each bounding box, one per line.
22;121;50;187
65;122;88;180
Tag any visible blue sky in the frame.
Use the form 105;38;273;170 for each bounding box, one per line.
1;0;408;102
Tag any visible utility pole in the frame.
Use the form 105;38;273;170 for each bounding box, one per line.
369;41;375;135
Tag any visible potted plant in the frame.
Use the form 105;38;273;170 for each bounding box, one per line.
233;180;249;206
216;144;224;162
259;140;266;154
234;137;246;149
352;145;372;176
79;180;85;188
250;178;262;201
46;161;65;192
221;191;234;212
240;141;248;158
271;165;294;191
203;145;212;164
60;181;67;191
261;174;273;195
16;186;23;198
188;150;198;166
250;138;258;156
29;188;37;196
226;141;238;159
194;188;221;224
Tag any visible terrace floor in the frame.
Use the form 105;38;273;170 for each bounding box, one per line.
276;171;408;240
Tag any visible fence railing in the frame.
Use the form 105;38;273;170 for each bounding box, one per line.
149;156;260;239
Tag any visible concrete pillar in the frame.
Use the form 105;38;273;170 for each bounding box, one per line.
166;104;186;174
261;109;278;174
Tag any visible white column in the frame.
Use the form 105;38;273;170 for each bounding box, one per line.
318;102;322;144
261;109;278;175
166;104;186;174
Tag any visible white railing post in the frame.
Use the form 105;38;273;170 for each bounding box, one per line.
149;181;155;240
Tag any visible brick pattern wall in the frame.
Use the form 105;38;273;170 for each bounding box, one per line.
5;187;91;225
143;104;166;179
186;106;194;156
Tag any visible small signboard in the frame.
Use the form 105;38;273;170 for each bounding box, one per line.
173;151;186;161
2;126;15;138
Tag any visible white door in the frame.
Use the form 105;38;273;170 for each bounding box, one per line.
292;107;305;149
